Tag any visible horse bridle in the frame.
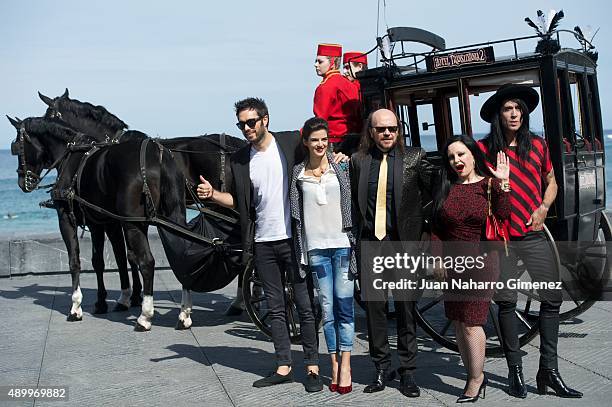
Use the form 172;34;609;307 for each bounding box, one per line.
10;126;42;192
11;124;69;192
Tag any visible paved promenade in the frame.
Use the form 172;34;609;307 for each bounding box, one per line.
1;269;610;406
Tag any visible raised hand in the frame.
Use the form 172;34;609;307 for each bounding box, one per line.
489;151;510;180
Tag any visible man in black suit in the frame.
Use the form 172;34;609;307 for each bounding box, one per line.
350;108;437;398
197;97;324;391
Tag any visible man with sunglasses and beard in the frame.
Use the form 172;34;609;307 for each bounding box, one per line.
350;108;437;398
197;97;345;392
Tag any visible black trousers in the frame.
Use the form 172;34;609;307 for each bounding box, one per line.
362;234;417;374
496;231;562;370
366;297;417;374
254;239;319;367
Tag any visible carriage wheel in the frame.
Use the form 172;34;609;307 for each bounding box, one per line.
414;225;562;357
242;260;321;345
557;211;612;320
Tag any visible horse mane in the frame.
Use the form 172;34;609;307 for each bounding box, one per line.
58;97;128;131
160;134;246;151
26;117;82;142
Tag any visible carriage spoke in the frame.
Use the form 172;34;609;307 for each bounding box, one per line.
259;311;270;323
287;304;299;337
419;293;444;313
515;310;533;330
561;281;582;307
523;297;532;316
517;288;540;301
489;306;503;341
439;319;452;336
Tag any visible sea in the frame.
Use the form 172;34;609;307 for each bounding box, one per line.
2;133;612;237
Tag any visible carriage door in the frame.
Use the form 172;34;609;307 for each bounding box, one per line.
566;70;599;241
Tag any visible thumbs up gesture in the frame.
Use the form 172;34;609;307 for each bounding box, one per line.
197;175;214;200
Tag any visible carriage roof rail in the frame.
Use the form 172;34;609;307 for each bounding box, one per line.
380;29;597;72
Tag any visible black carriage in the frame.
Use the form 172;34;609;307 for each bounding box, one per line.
355;26;609;355
244;26;611;353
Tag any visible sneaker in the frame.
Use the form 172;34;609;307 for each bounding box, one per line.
304;371;324;393
253;370;294;388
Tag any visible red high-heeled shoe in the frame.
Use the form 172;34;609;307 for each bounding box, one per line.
329;365;338;392
337;369;352;394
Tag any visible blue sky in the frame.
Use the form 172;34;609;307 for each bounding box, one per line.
1;0;610;148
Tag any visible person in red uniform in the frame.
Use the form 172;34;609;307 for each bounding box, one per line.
342;51;368;94
314;43;362;154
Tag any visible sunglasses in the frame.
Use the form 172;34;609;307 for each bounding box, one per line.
372;126;398;133
236;117;261;130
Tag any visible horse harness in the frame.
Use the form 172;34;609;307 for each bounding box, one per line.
14;127;228;246
167;133;233;193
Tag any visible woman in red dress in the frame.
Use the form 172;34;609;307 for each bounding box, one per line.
432;135;510;403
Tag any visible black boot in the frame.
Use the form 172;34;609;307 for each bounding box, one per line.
536;369;583;398
363;369;395;393
507;365;527;398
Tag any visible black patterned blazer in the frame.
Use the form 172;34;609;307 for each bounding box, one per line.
349;146;438;242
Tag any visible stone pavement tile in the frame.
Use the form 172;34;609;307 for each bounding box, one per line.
2;270;612;406
0;275;60;392
34;366;234;407
26;272;232;407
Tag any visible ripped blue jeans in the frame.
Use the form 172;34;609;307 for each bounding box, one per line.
308;247;355;353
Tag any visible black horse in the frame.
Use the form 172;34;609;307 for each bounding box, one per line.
9;114;143;315
39;89;245;193
8;115;186;331
38;89;249;318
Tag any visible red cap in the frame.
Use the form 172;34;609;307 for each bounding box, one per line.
317;43;342;57
343;51;367;65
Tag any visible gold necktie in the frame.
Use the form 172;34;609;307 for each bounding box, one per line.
374;153;388;240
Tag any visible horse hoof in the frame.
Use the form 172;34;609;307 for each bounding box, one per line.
134;322;150;332
113;303;129;312
67;313;82;322
130;296;143;307
175;319;190;330
93;302;108;314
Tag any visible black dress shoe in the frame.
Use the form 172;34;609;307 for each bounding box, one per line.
253;370;294;388
536;368;583;398
507;365;527;398
363;369;394;393
457;375;487;403
304;371;323;393
399;372;420;398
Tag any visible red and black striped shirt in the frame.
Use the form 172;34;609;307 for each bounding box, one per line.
478;136;552;237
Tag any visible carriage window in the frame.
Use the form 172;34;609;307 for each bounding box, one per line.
417;104;438;151
391;83;461;153
467;85;545;140
557;69;576;151
568;73;585;137
587;75;604;151
568;72;594;152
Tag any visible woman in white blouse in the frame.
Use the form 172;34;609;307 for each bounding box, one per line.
290;117;356;394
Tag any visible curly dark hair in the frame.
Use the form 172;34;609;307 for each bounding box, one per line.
234;97;269;120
